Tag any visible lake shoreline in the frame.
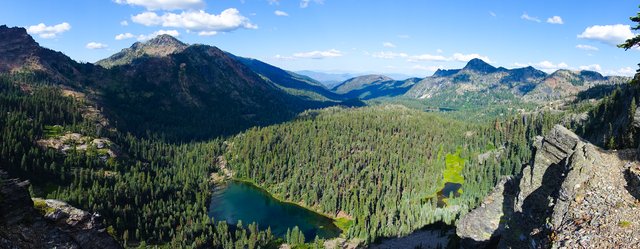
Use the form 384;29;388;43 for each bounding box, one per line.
226;178;346;229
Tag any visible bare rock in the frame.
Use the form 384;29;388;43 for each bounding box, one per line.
0;171;121;249
456;176;515;248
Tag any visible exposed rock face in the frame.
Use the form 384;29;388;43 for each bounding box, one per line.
456;176;515;248
0;171;121;249
458;125;640;248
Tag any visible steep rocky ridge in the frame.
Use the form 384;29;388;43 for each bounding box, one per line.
457;125;640;248
0;171;121;249
0;25;98;85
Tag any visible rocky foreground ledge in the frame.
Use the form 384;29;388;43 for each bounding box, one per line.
457;125;640;248
0;171;121;249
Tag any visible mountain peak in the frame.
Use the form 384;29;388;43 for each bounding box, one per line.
462;58;497;74
97;34;188;68
141;34;187;48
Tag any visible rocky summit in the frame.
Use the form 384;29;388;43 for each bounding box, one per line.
457;124;640;248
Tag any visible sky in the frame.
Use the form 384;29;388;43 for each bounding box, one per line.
1;0;639;78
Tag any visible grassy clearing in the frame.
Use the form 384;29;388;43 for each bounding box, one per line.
334;217;353;233
443;150;465;185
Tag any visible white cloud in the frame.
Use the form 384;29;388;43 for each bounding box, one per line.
86;42;108;49
372;51;408;59
546;16;563;24
137;29;180;41
412;65;443;72
114;0;204;10
578;24;635;46
115;32;136;40
274;10;288;16
398;34;410;39
452;53;491;63
579;64;602;71
293;49;342;59
300;0;323;8
198;31;217;36
521;13;541;23
268;0;280;5
576;44;598;51
515;61;569;72
27;22;71;39
120;20;129;26
409;53;449;62
382;42;396;48
607;67;635;76
436;49;443;53
132;9;257;33
489;11;496;17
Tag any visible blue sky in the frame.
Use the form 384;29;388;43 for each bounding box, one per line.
1;0;638;77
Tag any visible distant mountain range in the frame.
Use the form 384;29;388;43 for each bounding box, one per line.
0;24;630;141
405;58;629;103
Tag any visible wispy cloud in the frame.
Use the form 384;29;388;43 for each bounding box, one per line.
274;10;288;16
114;0;205;11
383;42;396;48
300;0;323;8
521;13;541;23
293;49;342;59
576;44;599;51
489;11;496;17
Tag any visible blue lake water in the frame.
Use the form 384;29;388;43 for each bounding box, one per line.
208;181;341;241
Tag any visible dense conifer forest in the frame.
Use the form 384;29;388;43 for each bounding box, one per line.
221;104;562;243
1;70;633;248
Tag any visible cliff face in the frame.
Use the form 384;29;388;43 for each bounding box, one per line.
0;171;121;249
457;125;640;248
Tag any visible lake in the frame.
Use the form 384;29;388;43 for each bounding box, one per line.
208;181;341;241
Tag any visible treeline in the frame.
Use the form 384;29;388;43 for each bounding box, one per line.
222;105;559;243
0;73;276;248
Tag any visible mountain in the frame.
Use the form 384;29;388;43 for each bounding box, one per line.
98;37;346;140
406;59;547;101
0;26;353;141
331;74;419;100
523;69;629;101
405;59;627;106
96;35;188;68
231;56;345;102
295;70;361;88
461;58;499;74
0;25;97;85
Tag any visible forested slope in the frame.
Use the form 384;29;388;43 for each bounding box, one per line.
220;105;561;243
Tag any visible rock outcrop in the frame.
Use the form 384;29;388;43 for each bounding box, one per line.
456;176;516;247
0;171;122;249
457;125;640;248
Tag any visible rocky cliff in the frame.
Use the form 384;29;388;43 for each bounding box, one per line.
0;171;121;249
457;125;640;248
